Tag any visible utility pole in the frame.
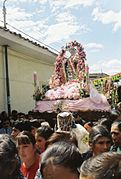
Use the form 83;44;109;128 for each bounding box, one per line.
3;0;7;29
3;1;11;115
4;45;11;116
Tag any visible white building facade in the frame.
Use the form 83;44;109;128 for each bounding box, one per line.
0;27;57;114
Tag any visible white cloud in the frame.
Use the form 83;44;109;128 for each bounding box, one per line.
80;24;90;33
7;7;32;21
90;58;121;75
43;10;90;44
34;0;47;3
42;12;89;45
85;43;104;50
0;6;33;25
44;22;79;44
55;11;90;33
55;11;76;23
64;0;96;8
43;23;89;45
50;0;96;12
0;7;27;28
92;7;121;31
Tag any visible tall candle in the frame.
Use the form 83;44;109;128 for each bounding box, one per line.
33;72;37;87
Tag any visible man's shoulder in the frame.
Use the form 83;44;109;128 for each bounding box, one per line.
82;150;93;161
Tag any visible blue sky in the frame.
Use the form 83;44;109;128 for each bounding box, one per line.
0;0;121;75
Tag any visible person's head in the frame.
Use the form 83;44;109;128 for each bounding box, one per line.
72;112;80;121
116;102;121;113
30;119;41;136
20;120;32;132
41;121;50;127
2;118;11;128
99;118;113;132
80;152;121;179
16;131;36;165
17;113;25;121
35;126;53;152
89;125;111;156
110;108;120;120
27;111;34;120
0;111;8;121
40;141;83;179
46;131;77;148
11;110;18;120
0;134;20;179
111;120;121;148
11;120;33;140
11;120;23;140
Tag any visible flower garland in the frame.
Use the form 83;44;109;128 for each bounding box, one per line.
49;49;66;88
49;40;88;89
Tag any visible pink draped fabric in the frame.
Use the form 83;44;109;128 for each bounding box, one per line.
35;97;111;113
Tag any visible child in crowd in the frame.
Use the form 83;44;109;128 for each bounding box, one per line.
35;126;53;154
16;131;40;179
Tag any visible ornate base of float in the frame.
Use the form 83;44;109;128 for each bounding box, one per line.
34;96;111;121
35;97;111;113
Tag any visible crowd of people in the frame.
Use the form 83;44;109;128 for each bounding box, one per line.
0;104;121;179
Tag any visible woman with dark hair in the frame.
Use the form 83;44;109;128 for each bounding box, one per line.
80;152;121;179
82;125;112;161
46;131;77;148
0;134;24;179
16;131;40;179
110;120;121;152
99;117;113;132
35;126;53;154
39;141;83;179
